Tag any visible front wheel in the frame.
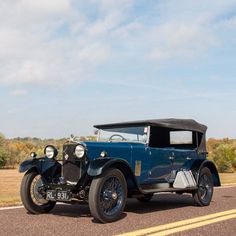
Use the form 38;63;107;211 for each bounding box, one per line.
89;168;127;223
20;171;56;214
193;167;214;206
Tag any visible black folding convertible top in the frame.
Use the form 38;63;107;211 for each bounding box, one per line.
95;118;207;152
94;118;207;134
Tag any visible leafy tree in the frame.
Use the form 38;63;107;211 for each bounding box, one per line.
212;144;236;173
0;133;9;167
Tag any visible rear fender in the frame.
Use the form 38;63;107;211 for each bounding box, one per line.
189;159;221;186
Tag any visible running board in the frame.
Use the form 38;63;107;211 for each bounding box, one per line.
142;186;197;194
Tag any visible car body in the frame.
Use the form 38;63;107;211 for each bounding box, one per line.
19;118;220;223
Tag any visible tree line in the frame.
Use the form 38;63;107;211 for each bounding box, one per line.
0;132;235;172
0;133;96;168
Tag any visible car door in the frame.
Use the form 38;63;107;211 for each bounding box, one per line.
172;149;197;172
170;130;198;173
147;147;173;183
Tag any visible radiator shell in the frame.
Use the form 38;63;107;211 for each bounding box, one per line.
62;144;85;183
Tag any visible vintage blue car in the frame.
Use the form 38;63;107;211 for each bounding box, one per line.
19;118;220;223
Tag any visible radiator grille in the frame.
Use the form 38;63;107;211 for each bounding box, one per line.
62;143;83;183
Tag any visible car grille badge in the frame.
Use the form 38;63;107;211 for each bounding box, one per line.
65;154;69;160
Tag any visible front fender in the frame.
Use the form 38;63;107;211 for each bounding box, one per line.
87;158;118;176
19;157;59;175
87;158;141;194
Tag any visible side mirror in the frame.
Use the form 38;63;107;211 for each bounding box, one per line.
30;152;37;159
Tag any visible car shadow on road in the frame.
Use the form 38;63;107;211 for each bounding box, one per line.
125;193;195;214
50;203;128;224
49;193;195;220
51;203;91;218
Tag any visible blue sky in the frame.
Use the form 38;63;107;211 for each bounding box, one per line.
0;0;236;138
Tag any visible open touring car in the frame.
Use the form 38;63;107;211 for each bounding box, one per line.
19;118;220;223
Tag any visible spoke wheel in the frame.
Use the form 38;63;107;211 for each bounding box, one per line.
193;167;213;206
21;171;56;214
89;168;127;223
30;174;48;206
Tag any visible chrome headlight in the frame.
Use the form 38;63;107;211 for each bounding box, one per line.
44;145;58;159
74;144;85;158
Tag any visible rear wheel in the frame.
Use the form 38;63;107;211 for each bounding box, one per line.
193;167;214;206
89;168;127;223
136;194;153;202
20;171;56;214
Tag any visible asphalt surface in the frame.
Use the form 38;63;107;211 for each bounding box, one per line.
0;186;235;236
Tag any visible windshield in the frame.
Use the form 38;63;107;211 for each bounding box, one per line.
97;126;149;143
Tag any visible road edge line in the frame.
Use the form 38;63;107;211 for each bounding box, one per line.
0;205;24;210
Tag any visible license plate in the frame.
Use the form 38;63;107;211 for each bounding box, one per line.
46;190;71;201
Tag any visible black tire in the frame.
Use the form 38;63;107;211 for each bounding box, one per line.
20;171;56;214
89;168;127;223
136;194;153;202
193;167;214;206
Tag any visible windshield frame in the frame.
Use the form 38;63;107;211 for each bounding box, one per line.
96;126;150;144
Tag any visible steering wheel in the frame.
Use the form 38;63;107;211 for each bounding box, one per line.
109;134;127;142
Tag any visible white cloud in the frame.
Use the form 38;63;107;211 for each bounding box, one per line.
0;0;235;88
10;89;28;96
0;0;71;32
146;23;218;61
5;61;45;85
0;0;113;86
90;0;134;14
21;0;71;12
143;0;236;61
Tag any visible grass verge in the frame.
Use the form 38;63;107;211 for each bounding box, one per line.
219;173;236;185
0;169;23;207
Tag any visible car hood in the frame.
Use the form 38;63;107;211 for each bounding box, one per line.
83;141;145;161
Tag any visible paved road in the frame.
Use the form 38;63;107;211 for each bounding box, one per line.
0;186;235;236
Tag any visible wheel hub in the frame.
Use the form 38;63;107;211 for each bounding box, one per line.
103;191;118;201
112;192;118;200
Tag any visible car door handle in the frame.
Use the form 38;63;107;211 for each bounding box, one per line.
168;156;174;160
